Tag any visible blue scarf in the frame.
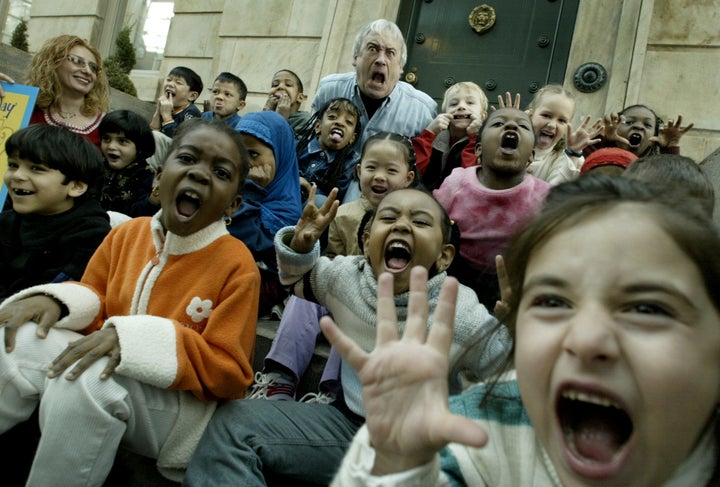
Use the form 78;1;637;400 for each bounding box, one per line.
235;111;302;237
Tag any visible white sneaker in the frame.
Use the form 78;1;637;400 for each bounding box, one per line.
299;391;336;404
245;371;296;400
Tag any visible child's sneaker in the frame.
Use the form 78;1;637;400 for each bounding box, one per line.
298;391;336;405
246;371;296;400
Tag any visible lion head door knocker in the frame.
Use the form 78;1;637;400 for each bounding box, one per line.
469;4;496;35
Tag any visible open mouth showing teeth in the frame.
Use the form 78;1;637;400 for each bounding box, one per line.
12;189;33;196
385;241;411;270
501;132;519;150
453;114;471;120
557;390;632;464
330;128;344;137
628;133;643;146
372;185;387;195
176;191;201;217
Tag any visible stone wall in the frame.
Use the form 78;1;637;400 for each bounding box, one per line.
3;0;719;159
154;0;401;114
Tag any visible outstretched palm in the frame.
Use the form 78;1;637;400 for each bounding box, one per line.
320;267;487;475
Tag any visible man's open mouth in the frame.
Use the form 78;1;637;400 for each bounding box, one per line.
371;72;386;84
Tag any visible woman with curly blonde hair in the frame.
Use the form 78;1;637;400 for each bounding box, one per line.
26;35;109;148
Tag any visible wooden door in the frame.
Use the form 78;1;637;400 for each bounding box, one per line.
397;0;580;107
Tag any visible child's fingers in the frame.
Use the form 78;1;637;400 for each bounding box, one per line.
403;267;431;344
320;187;339;214
425;276;458;355
320;316;369;372
439;414;489;449
375;272;400;345
495;255;509;297
307;183;317;206
3;326;17;353
100;349;121;380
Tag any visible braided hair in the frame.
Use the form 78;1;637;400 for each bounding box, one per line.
295;98;362;196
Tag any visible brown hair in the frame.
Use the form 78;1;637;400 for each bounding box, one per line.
27;35;109;116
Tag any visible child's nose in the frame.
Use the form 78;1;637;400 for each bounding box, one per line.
188;166;210;184
562;304;619;364
392;216;411;232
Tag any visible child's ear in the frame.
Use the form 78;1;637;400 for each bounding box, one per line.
362;228;371;260
435;244;456;274
527;149;535;166
296;92;306;105
226;194;242;217
474;142;482;164
67;180;88;198
405;169;415;186
355;163;362;179
237;100;246;112
314;120;321;137
188;91;199;102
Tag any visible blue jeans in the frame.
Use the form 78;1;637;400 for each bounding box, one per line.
183;399;361;486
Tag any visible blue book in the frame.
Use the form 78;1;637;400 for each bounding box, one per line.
1;81;40;208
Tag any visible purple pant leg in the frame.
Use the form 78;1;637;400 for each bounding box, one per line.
264;295;329;381
319;347;342;393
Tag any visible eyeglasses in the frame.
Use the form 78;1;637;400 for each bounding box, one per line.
66;54;100;74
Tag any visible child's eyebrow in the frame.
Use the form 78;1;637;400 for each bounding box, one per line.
522;275;568;293
379;206;435;219
622;283;697;309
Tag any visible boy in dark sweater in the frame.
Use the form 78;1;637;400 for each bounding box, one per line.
1;124;110;301
150;66;203;138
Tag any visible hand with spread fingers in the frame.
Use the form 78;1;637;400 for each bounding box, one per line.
602;112;630;146
0;295;62;352
48;327;121;381
290;185;339;253
566;115;603;154
320;266;488;475
493;91;521;111
652;115;694;149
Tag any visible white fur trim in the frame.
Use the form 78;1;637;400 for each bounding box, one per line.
105;315;178;389
0;283;101;331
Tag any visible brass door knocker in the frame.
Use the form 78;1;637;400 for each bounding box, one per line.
469;4;496;34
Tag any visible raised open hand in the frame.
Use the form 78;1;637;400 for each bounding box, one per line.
290;185;339;253
320;267;488;475
651;115;693;148
603;112;630;146
492;92;521;111
566;115;603;153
